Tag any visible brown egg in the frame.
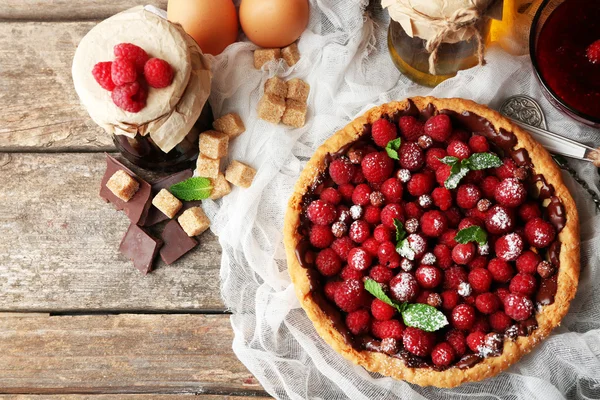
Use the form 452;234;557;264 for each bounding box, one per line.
167;0;239;55
240;0;309;48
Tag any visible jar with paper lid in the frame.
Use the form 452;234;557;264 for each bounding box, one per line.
383;0;504;87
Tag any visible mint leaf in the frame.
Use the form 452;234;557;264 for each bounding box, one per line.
364;279;404;313
401;303;449;332
444;162;470;190
385;138;402;160
438;156;460;166
393;219;407;244
396;237;415;260
467;153;503;170
455;226;488;245
169;177;213;201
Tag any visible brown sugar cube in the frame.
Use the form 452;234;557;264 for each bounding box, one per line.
287;78;310;103
210;173;232;200
213;113;246;139
282;42;301;66
178;206;210;237
225;160;256;189
151;189;182;219
282;99;308;128
264;77;288;98
199;130;229;160
196;155;220;179
257;93;286;124
254;48;281;69
106;170;139;202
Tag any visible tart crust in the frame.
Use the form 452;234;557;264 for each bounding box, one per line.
283;97;580;388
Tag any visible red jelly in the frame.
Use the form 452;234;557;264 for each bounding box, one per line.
535;0;600;121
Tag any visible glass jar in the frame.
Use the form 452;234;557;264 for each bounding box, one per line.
114;102;214;172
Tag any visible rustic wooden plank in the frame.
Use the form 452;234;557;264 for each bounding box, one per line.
0;153;224;312
0;314;265;395
0;396;271;400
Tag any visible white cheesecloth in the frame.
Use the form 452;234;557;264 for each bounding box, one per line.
201;1;600;398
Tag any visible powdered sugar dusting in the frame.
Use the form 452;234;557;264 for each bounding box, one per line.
490;207;511;230
458;282;472;297
421;252;436;265
350;205;363;220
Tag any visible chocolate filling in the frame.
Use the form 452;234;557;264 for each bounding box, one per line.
294;101;565;369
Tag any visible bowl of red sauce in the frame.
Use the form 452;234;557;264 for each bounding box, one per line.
531;0;600;127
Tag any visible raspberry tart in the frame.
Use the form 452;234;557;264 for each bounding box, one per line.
283;97;579;387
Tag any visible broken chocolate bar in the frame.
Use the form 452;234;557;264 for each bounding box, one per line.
160;220;198;265
119;224;163;275
143;169;194;227
100;154;152;225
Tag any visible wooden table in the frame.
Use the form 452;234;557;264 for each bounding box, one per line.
0;1;270;398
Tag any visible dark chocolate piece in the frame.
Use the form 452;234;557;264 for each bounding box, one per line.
160;220;198;265
119;224;163;275
143;169;194;227
100;154;152;225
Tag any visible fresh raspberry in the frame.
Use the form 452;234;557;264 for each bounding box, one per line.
485;205;514;235
377;241;398;265
310;225;334;249
336;186;353;203
111;56;137;86
431;187;452;211
480;176;500;199
468;135;490;153
422;115;451;142
370;191;385;207
516;251;541;275
407;173;434;197
466;331;485;353
586;39;600;64
111;81;147;113
426;148;447;169
363;206;381;225
451;304;476;330
447;140;471;160
349;220;370;243
495;287;511;303
494;158;517;180
503;293;533;321
353;170;366;185
470;316;490;333
346;309;371;335
464;169;486;185
458;217;483;231
444;265;468;289
420;210;448;237
452;243;476;265
404;202;423;220
324;280;342;301
446;329;467;357
114;43;149;73
372;118;398;147
331;237;355;261
399;116;424;141
362;237;380;256
307;200;337;225
361;152;394;183
495;233;524;261
374;225;392;243
433;244;453;269
320;187;342;205
92;62;116;91
396;169;412;183
475;292;501;314
489;311;512;332
389;272;419;303
399;142;425;171
456;184;481;210
448;129;470;143
509;273;537;296
352;184;372;206
488;258;514;283
441;290;460;310
402;326;436;357
435;164;453;186
329;158;356;185
494;178;526;208
440;229;459;248
444;208;462;229
477;198;492;213
369;265;394;284
349;204;364;221
381;178;403;204
468;267;493;293
341;265;364;280
524;218;556;248
316;248;342;277
143;57;174;88
331;220;346;239
381;203;405;228
372;319;404;340
425;292;441;308
518;202;542;222
415;265;442;289
465;207;487;223
334;279;367;312
431;342;455;367
405;233;428;259
371;298;397;321
415;289;432;305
